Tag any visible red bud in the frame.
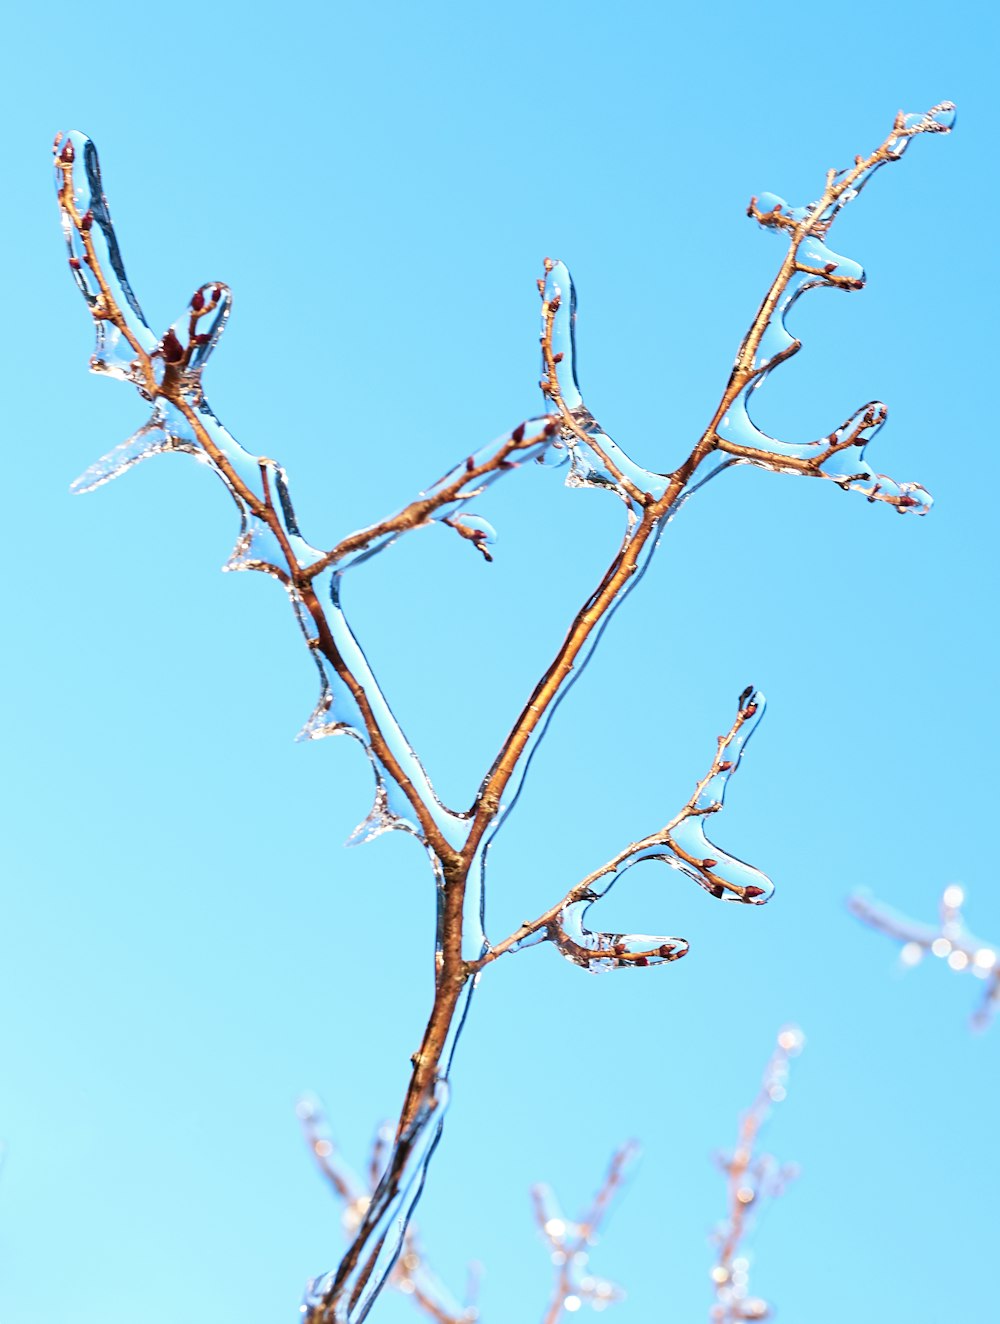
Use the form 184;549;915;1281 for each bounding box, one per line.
744;886;766;899
511;422;526;443
719;760;733;772
60;140;75;164
550;295;561;312
68;256;81;270
212;286;222;302
80;210;93;231
658;944;673;959
191;289;205;311
703;858;718;870
543;420;558;437
824;262;838;274
536;278;545;294
553;351;564;363
161;328;185;364
634;956;649;967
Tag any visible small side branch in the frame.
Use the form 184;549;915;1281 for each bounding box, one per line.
306;419;561;577
849;886;1000;1028
473;687;772;975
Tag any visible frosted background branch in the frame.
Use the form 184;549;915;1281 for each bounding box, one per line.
710;1029;804;1324
849;886;1000;1028
531;1143;637;1322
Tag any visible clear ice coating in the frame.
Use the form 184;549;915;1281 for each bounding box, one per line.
532;687;772;973
539;259;671;518
55;129;480;859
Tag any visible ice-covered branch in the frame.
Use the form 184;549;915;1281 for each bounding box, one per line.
710;1028;803;1324
54;130;500;861
532;1142;638;1323
709;103;955;516
476;687;771;974
54;104;953;1323
298;1099;479;1324
849;886;1000;1028
462;102;952;869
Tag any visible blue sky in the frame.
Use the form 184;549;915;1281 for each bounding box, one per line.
1;3;996;1322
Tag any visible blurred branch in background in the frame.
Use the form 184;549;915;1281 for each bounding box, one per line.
298;1097;480;1323
532;1142;638;1322
849;886;1000;1028
709;1028;804;1324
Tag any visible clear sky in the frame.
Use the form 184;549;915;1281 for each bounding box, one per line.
1;3;996;1322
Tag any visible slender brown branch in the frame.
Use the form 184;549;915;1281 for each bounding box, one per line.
55;151;464;863
462;108;949;865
